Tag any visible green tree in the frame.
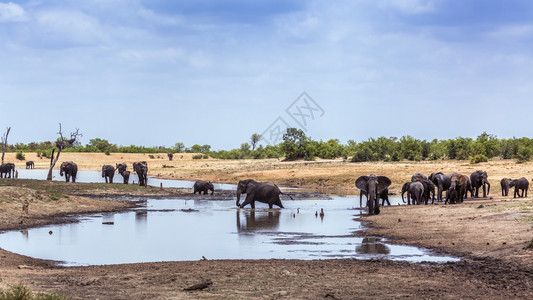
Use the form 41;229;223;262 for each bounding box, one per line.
190;144;202;153
280;128;311;160
88;138;113;152
174;142;185;153
250;133;261;150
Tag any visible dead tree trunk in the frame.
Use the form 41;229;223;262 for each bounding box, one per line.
1;127;11;165
46;123;81;181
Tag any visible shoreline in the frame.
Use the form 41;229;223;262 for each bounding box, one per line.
0;154;531;298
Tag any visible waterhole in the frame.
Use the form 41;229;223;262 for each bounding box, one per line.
0;180;459;266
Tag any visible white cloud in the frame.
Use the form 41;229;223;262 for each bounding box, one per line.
0;2;28;22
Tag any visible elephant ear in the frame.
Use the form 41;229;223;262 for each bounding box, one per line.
377;176;392;194
355;176;369;190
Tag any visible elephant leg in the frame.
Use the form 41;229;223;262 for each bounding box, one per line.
269;203;273;209
374;199;380;215
274;197;284;208
239;194;254;208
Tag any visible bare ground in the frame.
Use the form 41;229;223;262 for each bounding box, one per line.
0;153;531;299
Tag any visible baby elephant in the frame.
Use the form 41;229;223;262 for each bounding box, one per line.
193;180;214;195
26;161;34;169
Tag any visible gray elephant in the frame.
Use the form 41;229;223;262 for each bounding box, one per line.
26;161;34;169
355;175;391;215
429;172;455;201
102;165;115;183
511;177;529;198
500;178;513;196
0;163;15;178
447;174;468;204
408;181;424;205
470;170;490;198
193;180;214;195
167;153;174;161
236;179;291;209
411;173;435;204
59;161;78;183
358;186;390;207
133;161;148;186
116;163;129;184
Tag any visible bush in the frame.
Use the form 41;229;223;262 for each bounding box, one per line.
16;151;25;160
470;154;488;164
105;150;110;156
41;150;53;159
148;154;155;159
516;146;532;163
202;155;209;159
0;283;69;300
192;154;203;159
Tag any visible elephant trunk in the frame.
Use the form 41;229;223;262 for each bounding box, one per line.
485;180;491;195
236;189;242;207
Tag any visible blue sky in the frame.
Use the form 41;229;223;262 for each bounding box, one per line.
1;0;532;149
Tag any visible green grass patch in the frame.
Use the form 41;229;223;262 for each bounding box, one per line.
0;283;69;300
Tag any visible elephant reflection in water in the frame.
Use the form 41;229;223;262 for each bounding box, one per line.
355;237;391;255
236;210;281;233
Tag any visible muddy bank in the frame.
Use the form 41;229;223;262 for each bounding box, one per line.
361;196;533;269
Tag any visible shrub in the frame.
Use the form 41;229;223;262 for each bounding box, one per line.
148;154;155;159
470;154;488;164
202;155;209;159
16;151;25;160
41;150;53;159
0;283;69;300
192;154;203;159
105;150;110;156
516;145;532;163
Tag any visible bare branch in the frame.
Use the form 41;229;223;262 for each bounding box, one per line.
1;127;11;164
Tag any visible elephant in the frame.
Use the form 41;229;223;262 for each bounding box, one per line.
236;179;292;209
357;186;390;207
102;165;115;183
355;175;391;215
511;177;529;198
429;172;455;201
408;181;425;205
26;161;34;169
411;173;435;204
0;163;15;178
116;163;129;184
167;153;174;161
193;180;214;195
447;174;467;204
500;178;513;196
133;161;148;186
59;161;78;183
470;170;490;198
121;171;130;184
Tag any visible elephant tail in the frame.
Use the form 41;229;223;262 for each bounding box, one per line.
280;192;294;200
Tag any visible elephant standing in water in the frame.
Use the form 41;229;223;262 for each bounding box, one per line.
470;170;490;198
193;180;214;195
355;175;391;215
26;161;34;169
102;165;115;183
511;177;529;198
0;163;15;178
236;179;291;209
500;178;513;196
133;161;148;186
401;181;424;205
59;161;78;183
116;163;130;184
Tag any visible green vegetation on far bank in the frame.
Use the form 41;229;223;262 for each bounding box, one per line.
4;130;533;163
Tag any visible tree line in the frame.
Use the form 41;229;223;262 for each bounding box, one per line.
4;129;533;163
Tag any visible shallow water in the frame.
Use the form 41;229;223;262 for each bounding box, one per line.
0;194;458;266
15;168;237;191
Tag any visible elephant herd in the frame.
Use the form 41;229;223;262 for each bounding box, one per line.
101;162;148;186
356;170;530;215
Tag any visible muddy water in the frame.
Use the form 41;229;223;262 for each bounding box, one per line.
0;194;458;266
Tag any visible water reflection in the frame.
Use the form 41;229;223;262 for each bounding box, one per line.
356;237;391;255
0;197;459;266
236;210;281;232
